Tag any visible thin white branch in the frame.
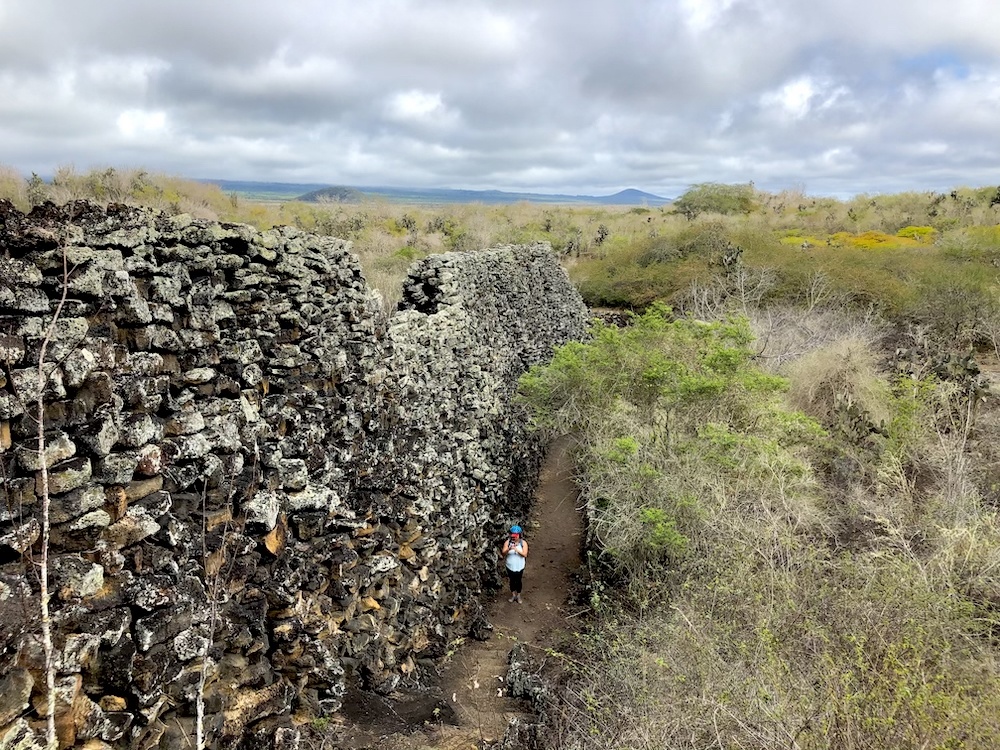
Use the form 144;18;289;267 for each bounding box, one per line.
36;245;70;750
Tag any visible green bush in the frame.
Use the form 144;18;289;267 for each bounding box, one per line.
523;300;1000;750
636;220;735;266
519;304;821;584
672;182;757;219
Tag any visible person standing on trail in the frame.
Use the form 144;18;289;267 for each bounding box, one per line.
502;525;529;603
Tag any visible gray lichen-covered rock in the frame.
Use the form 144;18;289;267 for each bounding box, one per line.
0;669;33;726
41;457;92;495
0;201;588;749
49;486;106;524
76;411;119;458
17;431;76;471
0;334;26;363
103;507;160;549
50;555;104;600
505;643;549;705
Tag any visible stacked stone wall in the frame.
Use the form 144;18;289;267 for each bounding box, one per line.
0;201;588;749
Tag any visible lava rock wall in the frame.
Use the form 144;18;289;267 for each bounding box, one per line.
0;201;588;749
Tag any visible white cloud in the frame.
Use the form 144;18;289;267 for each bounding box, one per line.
387;91;443;121
759;76;851;123
0;0;998;195
679;0;738;33
385;90;459;128
818;147;857;170
82;57;169;93
116;109;168;139
763;77;817;120
912;142;949;155
229;52;352;95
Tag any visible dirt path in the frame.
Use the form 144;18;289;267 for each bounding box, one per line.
329;439;583;749
432;437;583;744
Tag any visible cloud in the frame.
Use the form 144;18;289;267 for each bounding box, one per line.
0;0;998;196
679;0;741;34
762;77;819;121
116;110;169;139
385;90;459;128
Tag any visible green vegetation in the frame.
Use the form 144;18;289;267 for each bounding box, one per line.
509;181;1000;748
520;306;1000;749
521;306;810;584
566;187;1000;354
672;181;757;219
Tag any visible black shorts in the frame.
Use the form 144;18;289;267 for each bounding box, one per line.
506;568;523;593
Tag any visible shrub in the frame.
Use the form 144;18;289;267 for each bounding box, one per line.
897;225;937;242
523;298;1000;750
672;182;757;219
912;266;998;348
519;305;825;585
575;249;705;309
0;165;29;210
783;337;891;429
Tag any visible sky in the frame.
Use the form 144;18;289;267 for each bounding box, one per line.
1;0;998;198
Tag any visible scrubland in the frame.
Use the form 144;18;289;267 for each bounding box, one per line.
517;185;1000;748
6;166;1000;748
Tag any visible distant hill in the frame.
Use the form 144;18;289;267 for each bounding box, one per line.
322;185;673;206
200;179;672;206
599;189;670;205
199;179;329;201
296;186;366;203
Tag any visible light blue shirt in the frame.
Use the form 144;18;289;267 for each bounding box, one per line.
505;540;526;572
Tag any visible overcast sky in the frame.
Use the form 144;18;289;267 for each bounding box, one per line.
1;0;998;197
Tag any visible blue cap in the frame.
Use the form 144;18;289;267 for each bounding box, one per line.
510;525;522;534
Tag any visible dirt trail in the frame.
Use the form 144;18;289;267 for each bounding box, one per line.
330;439;582;749
432;437;583;744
